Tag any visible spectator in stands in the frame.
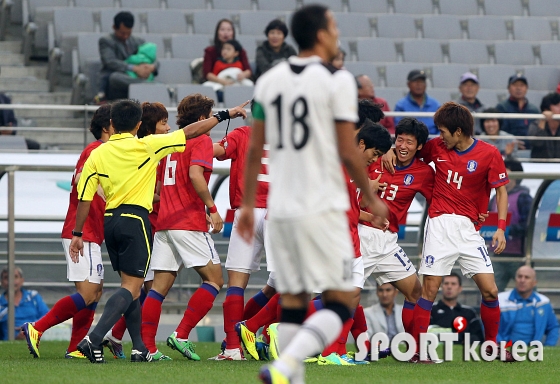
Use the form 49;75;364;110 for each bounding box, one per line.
0;92;39;150
430;272;484;344
364;283;404;341
498;266;559;346
203;39;254;92
254;19;297;80
455;72;485;134
527;92;560;160
355;74;395;134
203;19;251;85
489;159;532;292
98;12;158;102
0;266;49;340
496;73;539;148
394;70;440;135
331;48;345;70
479;107;518;158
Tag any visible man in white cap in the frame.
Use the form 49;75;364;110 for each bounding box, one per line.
455;72;485;134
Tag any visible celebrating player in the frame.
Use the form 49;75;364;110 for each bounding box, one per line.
22;105;113;359
237;5;388;383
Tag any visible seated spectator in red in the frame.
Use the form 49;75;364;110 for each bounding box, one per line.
203;39;254;92
254;19;297;80
355;74;395;134
455;72;485;134
479;107;518;158
528;92;560;160
203;19;251;84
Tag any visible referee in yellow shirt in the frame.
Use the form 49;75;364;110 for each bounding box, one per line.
66;98;247;363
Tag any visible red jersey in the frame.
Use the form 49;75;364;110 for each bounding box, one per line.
148;160;165;236
361;158;435;234
157;135;213;232
212;59;244;76
419;138;509;230
217;126;268;209
61;141;105;244
344;168;361;258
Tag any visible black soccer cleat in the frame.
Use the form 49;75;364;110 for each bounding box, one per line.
77;336;105;364
131;349;153;362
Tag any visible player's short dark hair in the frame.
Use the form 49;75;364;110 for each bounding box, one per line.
479;107;502;133
114;11;134;29
265;19;289;37
357;121;392;154
176;93;214;128
395;117;429;147
90;104;111;140
504;158;523;173
223;39;242;54
358;98;385;128
540;92;560;112
137;102;168;138
433;101;474;137
444;272;462;286
110;99;142;133
213;19;236;48
291;4;329;51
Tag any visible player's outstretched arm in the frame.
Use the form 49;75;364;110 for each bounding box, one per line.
181;101;249;140
69;200;92;261
189;165;223;233
492;185;508;254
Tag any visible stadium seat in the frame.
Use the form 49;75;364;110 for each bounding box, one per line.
512;18;554;41
171;34;213;60
539;42;560;66
430;63;470;88
383;63;428;88
135;33;166;60
167;0;207;9
375;14;418;39
121;0;162;8
129;83;171;105
238;11;288;36
157;59;192;85
343;62;380;86
393;0;434;14
467;16;509;41
527;0;560;17
236;35;260;61
257;0;298;11
483;0;524;16
375;88;408;109
146;9;188;34
427;88;453;104
336;13;373;38
448;40;490;65
526;90;548;107
74;0;115;7
438;0;479;15
477;65;517;90
494;41;536;65
222;85;255;106
75;32;104;100
356;38;397;62
301;0;344;12
475;89;504;106
523;66;560;92
192;10;235;35
422;15;463;40
402;39;444;63
176;84;218;104
347;0;389;13
213;0;253;11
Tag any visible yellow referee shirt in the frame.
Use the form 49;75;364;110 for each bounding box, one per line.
77;129;186;212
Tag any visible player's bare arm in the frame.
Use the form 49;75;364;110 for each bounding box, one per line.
237;119;265;243
381;147;397;174
213;142;226;158
337;120;388;225
189;165;223;234
492;185;508;254
69;200;92;261
182;101;249;140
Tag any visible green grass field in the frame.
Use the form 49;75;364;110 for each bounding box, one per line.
0;341;559;384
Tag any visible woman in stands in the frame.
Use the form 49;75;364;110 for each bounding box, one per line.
203;19;252;84
254;19;297;80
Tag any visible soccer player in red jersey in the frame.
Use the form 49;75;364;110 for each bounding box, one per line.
386;102;512;362
22;105;113;359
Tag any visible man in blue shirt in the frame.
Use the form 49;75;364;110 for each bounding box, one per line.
394;70;441;135
498;266;558;346
0;267;49;340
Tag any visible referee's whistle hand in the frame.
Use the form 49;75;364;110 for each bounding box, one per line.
237;207;255;244
228;100;250;120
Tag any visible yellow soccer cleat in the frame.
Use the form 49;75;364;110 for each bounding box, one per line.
317;353;356;366
65;350;86;359
22;322;43;358
267;323;280;360
259;364;290;384
236;321;259;361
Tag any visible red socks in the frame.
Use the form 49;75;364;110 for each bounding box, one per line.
243;290;269;320
322;319;353;357
111;316;127;340
223;287;244;349
402;300;416;334
480;299;500;343
176;283;219;340
67;302;96;352
35;293;86;333
246;293;280;333
411;298;433;351
141;289;165;353
351;305;370;353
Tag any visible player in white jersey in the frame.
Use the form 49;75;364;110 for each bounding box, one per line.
237;5;388;383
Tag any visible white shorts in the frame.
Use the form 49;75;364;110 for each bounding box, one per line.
419;214;494;278
353;256;365;289
225;208;267;273
266;271;276;289
144;267;154;282
267;210;354;295
150;230;221;271
358;224;416;285
62;238;104;284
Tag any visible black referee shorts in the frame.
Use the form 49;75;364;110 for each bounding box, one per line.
104;204;153;278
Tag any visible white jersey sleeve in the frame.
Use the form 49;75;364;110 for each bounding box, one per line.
331;69;359;123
